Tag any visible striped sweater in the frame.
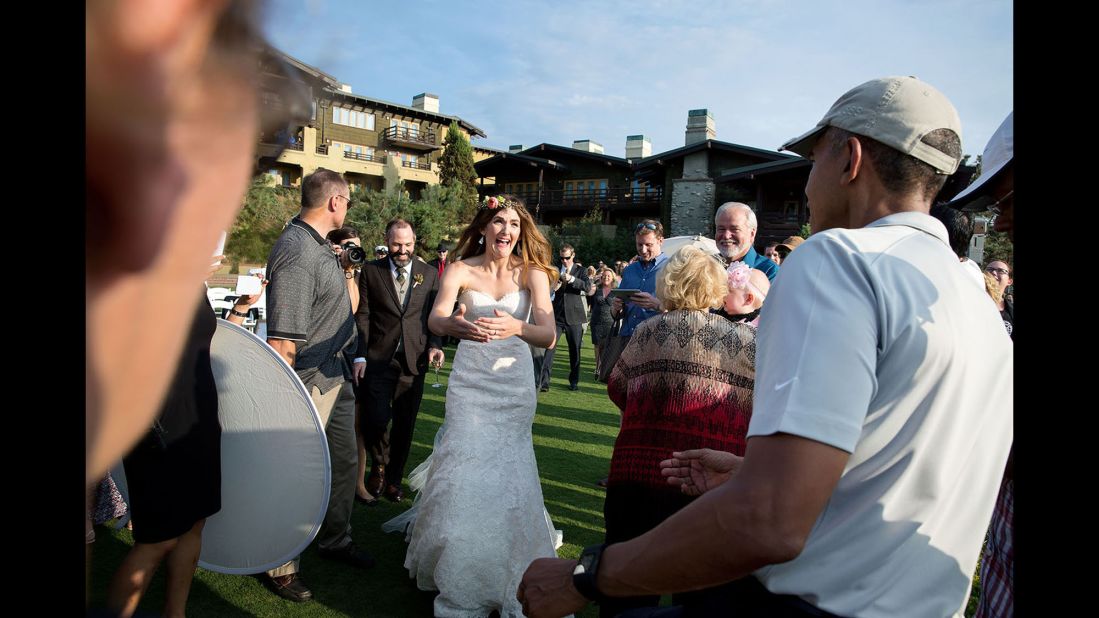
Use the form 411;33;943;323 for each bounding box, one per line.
607;310;756;489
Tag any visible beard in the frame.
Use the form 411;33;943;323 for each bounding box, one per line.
718;240;746;261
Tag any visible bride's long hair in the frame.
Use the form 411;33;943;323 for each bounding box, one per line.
453;194;559;288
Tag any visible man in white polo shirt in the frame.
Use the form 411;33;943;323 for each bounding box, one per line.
518;76;1013;618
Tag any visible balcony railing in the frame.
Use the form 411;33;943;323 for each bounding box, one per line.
259;131;304;151
316;144;328;155
343;151;385;163
401;159;431;170
382;126;438;150
498;187;664;212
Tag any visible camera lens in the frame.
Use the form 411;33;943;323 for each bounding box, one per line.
344;243;366;265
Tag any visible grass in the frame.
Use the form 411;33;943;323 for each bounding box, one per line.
88;337;617;617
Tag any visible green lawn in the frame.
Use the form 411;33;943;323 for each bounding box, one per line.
88;337;616;617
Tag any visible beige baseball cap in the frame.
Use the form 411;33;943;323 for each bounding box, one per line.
780;76;962;175
776;236;805;253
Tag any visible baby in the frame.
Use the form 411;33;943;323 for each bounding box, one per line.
722;261;770;327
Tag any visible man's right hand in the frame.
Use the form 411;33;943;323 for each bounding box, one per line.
659;449;743;496
629;292;660;311
352;359;366;385
611;297;624;317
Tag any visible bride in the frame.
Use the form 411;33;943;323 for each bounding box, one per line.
383;194;564;617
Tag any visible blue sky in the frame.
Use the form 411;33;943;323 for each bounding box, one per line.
264;0;1012;160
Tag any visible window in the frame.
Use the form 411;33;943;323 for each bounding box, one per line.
564;179;608;197
783;200;800;222
504;182;537;195
332;106;375;130
390;119;420;138
333;142;376;161
266;169;291;187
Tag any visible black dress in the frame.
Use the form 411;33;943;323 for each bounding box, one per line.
123;294;222;544
588;287;615;345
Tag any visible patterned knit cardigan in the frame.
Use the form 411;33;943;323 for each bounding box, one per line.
607;310;756;489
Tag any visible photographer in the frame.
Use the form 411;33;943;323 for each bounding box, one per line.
326;226;376;505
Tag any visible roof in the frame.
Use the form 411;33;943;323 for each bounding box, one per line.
518;143;631;167
324;88;487;138
714;157;812;182
474;151;569;176
269;48;340;87
473;145;509;155
632;139;794;171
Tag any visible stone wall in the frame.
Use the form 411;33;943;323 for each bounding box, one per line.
669;178;715;237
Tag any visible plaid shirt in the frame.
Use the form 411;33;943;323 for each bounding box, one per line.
976;476;1014;618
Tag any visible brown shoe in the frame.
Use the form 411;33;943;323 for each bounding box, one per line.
384;484;405;503
366;466;385;497
265;573;313;603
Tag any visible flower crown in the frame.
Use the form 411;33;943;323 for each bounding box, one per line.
481;195;521;211
727;261;767;299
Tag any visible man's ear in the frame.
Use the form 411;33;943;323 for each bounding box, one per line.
842;136;864;184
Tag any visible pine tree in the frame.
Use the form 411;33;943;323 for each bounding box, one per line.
438;121;478;220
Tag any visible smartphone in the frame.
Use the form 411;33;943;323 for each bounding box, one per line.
236;275;262;296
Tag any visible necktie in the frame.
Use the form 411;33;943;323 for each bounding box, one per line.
396;268;407;285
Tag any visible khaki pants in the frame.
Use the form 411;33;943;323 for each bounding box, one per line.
267;380;357;577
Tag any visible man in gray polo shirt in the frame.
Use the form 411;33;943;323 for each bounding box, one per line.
519;77;1013;618
262;168;374;602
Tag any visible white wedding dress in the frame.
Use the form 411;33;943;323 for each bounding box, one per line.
383;288;565;617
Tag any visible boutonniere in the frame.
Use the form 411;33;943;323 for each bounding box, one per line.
413;273;424;288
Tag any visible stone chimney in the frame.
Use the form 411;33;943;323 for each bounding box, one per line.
509;144;524;153
685;109;715;145
625;135;651;159
572;139;604;154
412;93;439;113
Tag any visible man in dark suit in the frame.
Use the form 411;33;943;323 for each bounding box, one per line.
539;243;590;392
427;241;449;279
354;218;444;503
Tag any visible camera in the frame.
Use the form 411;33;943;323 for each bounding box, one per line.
342;242;367;265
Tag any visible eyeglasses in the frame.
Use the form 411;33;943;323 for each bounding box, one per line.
988;189;1013;216
635;223;658;233
334;194;351;204
561;255;574;261
985;267;1010;276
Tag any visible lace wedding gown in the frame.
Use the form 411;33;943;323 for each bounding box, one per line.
383;288;564;617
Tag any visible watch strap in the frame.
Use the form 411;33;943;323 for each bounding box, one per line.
573;543;608;603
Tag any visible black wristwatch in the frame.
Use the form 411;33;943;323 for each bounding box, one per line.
572;543;608;603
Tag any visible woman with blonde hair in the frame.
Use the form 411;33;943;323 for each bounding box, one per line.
601;245;757;617
383;194;564;618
